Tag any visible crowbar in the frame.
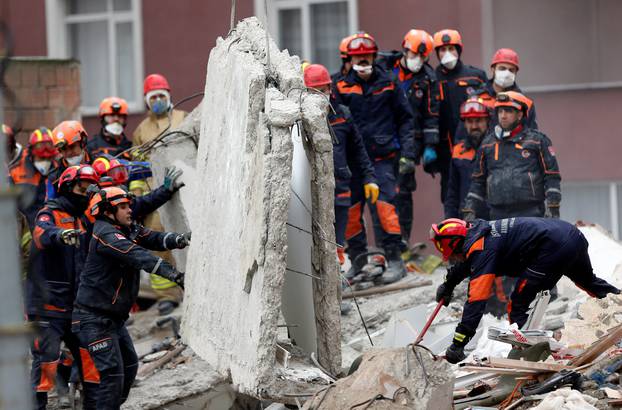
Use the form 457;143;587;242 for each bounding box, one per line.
413;299;444;345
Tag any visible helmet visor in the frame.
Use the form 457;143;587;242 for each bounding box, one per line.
108;166;129;186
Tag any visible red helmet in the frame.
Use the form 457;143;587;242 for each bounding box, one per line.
89;186;133;217
402;29;434;57
429;218;468;261
99;97;129;117
433;29;463;49
460;97;490;119
346;33;378;56
491;48;519;70
29;127;57;159
143;74;171;95
339;34;356;59
52;120;88;150
495;91;532;113
303;64;332;88
58;164;99;193
92;156;129;187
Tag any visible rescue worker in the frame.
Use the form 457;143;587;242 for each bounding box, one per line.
444;97;490;219
86;97;132;159
463;91;561;220
433;29;487;202
331;34;355;83
430;217;621;363
470;48;538;130
132;73;188;315
91;156;185;223
303;63;377;266
377;29;440;246
9;127;58;229
48;120;92;199
27;164;100;409
73;186;189;408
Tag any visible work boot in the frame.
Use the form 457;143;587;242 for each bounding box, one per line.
346;253;367;281
379;247;406;285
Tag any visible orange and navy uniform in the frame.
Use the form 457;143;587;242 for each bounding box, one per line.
454;218;620;340
8;151;56;230
464;126;560;219
444;140;488;219
86;131;132;160
434;60;487;201
47;152;92;200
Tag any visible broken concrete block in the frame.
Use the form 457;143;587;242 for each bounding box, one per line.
302;347;453;410
181;17;340;402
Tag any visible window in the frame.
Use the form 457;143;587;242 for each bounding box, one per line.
259;0;357;74
45;0;144;115
561;181;622;239
483;0;622;91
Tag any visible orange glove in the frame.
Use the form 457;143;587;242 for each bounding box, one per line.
364;183;379;204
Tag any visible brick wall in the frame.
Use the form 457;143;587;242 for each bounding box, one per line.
2;57;81;145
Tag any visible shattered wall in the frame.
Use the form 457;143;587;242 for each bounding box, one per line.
181;17;340;399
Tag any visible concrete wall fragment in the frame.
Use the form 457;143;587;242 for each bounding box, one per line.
181;17;340;400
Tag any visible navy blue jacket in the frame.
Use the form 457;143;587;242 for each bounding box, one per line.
464;126;561;211
27;196;91;319
329;104;376;186
334;65;417;160
444;140;489;219
132;185;174;220
86;131;132;160
435;60;487;149
75;219;182;321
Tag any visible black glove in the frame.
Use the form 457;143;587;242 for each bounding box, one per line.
172;271;185;290
398;171;417;192
398;157;416;175
60;229;81;246
545;202;560;219
175;232;192;248
445;343;466;364
462;208;476;222
436;282;454;306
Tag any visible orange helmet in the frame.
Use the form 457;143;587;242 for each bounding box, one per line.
52;120;88;150
346;33;378;56
402;29;434;57
429;218;468;261
303;64;332;88
339;34;356;59
88;186;133;217
495;91;532;113
433;29;463;49
460;97;490;119
491;48;519;69
92;156;129;187
58;164;99;193
28;127;57;159
98;97;129;117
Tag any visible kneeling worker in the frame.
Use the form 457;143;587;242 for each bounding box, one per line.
430;217;620;363
72;186;190;407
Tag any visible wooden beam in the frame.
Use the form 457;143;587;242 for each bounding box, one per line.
459;365;539;375
486;357;569;372
569;324;622;367
342;279;433;299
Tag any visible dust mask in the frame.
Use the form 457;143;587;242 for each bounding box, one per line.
66;153;83;166
34;160;52;175
441;52;458;70
104;122;124;136
353;64;373;76
494;69;516;88
406;56;424;73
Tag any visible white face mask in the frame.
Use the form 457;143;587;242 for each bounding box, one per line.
66;154;83;166
441;51;458;70
104;122;124;136
494;69;516;88
34;160;52;176
353;64;373;76
406;56;424;73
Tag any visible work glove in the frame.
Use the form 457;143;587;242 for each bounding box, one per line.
398;171;417;192
171;271;185;290
445;343;466;364
175;232;192;248
422;146;437;166
60;229;80;246
130;149;147;161
398;157;416;175
163;166;185;193
435;282;454;306
544;202;560;219
364;183;379;204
